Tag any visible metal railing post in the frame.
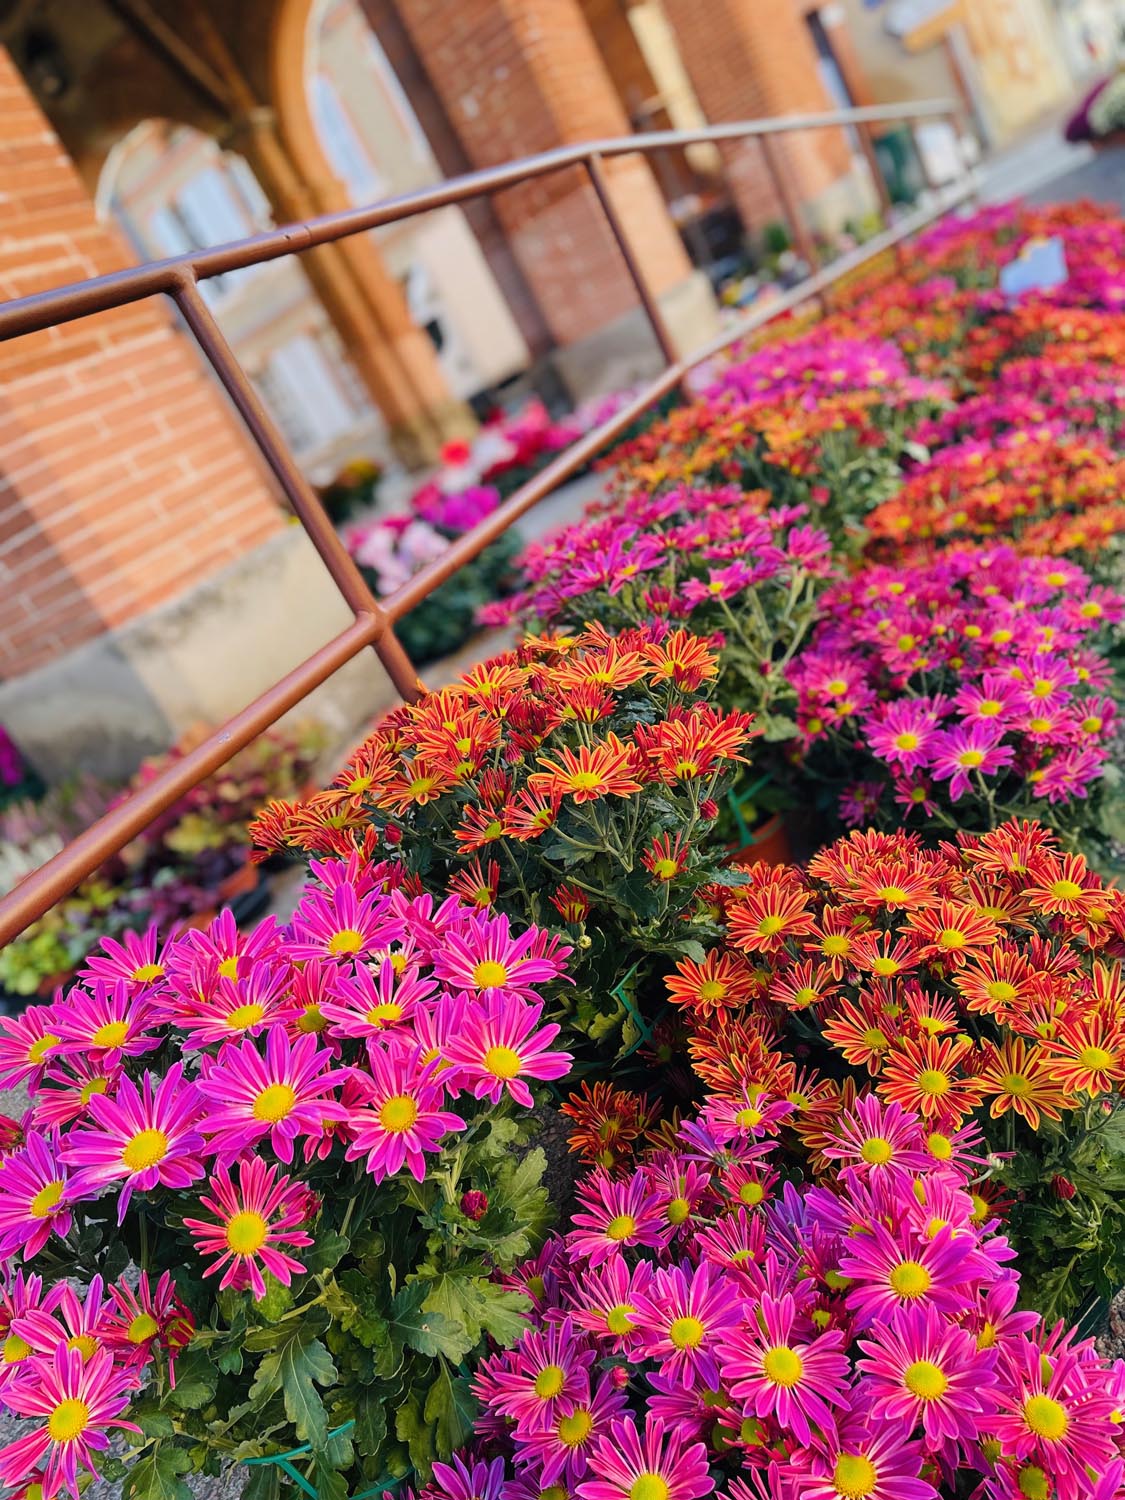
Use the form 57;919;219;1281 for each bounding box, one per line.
585;150;680;367
759;133;825;311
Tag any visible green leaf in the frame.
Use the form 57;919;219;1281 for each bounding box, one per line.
425;1362;478;1459
166;1346;218;1410
124;1446;193;1500
248;1326;338;1449
393;1280;467;1360
308;1461;349;1500
301;1230;350;1276
395;1392;437;1478
133;1409;176;1438
255;1275;294;1322
354;1388;389;1458
239;1467;281;1500
419;1274;530;1356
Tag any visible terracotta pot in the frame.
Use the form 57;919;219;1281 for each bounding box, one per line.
36;970;72;999
180;908;218;933
217;861;260;903
729;812;792;868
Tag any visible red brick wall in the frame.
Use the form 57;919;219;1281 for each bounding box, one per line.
0;47;284;678
396;0;693;347
659;0;854;232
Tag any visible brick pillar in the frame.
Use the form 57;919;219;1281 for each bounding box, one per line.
0;46;284;677
394;0;696;350
659;0;854;234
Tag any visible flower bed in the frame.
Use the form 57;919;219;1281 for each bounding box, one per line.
5;199;1125;1500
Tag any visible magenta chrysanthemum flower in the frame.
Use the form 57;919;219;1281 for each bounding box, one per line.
855;1304;998;1452
0;1344;138;1500
442;995;571;1108
79;925;168;990
821;1096;933;1182
182;1155;313;1300
31;1056;121;1133
563;1256;655;1352
928;724;1014;801
517;1372;628;1488
0;1270;58;1392
48;981;161;1063
14;1276;113;1368
797;1419;936;1500
167;910;284;989
632;1262;741;1390
567;1167;668;1267
164;963;292;1049
344;1042;464;1183
62;1062;206;1222
717;1291;850;1447
479;1316;595;1434
577;1415;715;1500
866;700;941;771
428;1453;507;1500
0;1131;74;1259
201;1028;346;1165
431;910;570;999
102;1270;194;1382
318;957;437;1040
991;1332;1119;1493
0;1006;63;1091
838;1222;994;1329
286;882;405;962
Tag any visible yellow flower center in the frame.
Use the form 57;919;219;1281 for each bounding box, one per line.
327;928;365;955
225;1210;269;1256
253;1083;298;1122
473;960;509;989
605;1214;636;1241
1023;1395;1069;1441
986;981;1017;1003
862;1028;888;1050
1018;1466;1050;1500
871;957;901;977
822;935;850;957
762;1345;803;1387
27;1035;60;1065
938;928;967;949
668;1315;705;1349
667;1197;691;1225
861;1137;893;1165
365;1003;403;1026
121;1128;169;1172
128;1313;160;1344
739;1180;765;1206
225;1003;266;1030
630;1478;669;1500
79;1078;109;1105
379;1095;419;1133
1078;1045;1115;1070
130;963;164;982
569;771;602;792
606;1304;636;1335
67;1334;98;1360
927;1132;952;1160
218;956;240;982
1082;716;1103;734
757;915;784;937
977;699;1002;716
698;980;726;1003
917;1069;950;1097
557;1409;593;1446
1002;1072;1033;1097
2;1333;30;1363
534;1364;565;1399
483;1045;522;1079
889;1260;932;1298
827;679;848;697
978;1321;997;1349
833;1453;878;1498
652;859;679;880
47;1398;90;1443
1049;879;1084;900
29;1180;65;1219
296;1004;327;1034
735;1107;763;1128
957;750;985;768
904;1359;948;1400
876;886;909;902
91;1021;129;1049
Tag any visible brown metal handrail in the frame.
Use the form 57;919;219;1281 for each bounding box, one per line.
0;101;975;947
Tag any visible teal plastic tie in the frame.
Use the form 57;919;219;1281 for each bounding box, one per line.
727;771;772;846
611;962;652;1058
242;1420;413;1498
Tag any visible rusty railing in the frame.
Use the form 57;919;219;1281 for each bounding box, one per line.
0;99;977;946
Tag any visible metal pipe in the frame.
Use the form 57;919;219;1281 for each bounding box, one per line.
586;151;679;366
171;275;385;624
0;614;382;948
0;100;959;339
760;134;820;278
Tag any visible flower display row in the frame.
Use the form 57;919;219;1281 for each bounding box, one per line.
3;198;1125;1500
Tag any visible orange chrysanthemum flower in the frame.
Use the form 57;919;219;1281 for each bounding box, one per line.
1040;1012;1125;1097
560;1080;656;1169
878;1034;985;1122
975;1037;1069;1130
1023;851;1107;920
527;733;645;804
641;628;719;691
905;900;1000;969
821;991;902;1076
376;759;456;814
726;883;816;956
665;952;758;1015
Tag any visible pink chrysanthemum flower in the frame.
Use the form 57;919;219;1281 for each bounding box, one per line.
62;1062;206;1222
165;963;292;1049
79;925;168;990
0;1344;139;1500
103;1270;194;1383
442;995;571;1108
0;1271;58;1391
699;1089;795;1143
928;725;1014;802
431;910;571;999
428;1453;507;1500
838;1221;994;1329
319;957;437;1040
166;910;284;989
797;1419;935;1500
577;1415;715;1500
183;1155;313;1300
567;1167;668;1267
822;1096;933;1181
31;1056;121;1133
991;1332;1118;1493
518;1372;628;1489
286;882;405;962
479;1316;595;1434
855;1304;998;1452
344;1042;464;1184
0;1131;74;1259
717;1290;850;1448
48;981;161;1063
0;1006;64;1091
201;1028;346;1165
633;1262;741;1390
14;1276;113;1370
694;1205;767;1285
563;1256;655;1352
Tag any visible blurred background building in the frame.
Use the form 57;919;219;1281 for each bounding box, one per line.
0;0;1121;771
